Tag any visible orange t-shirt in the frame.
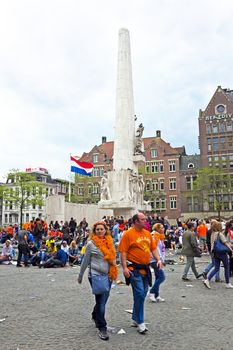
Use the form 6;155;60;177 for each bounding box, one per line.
197;224;207;237
118;227;157;265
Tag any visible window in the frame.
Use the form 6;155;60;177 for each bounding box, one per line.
169;178;176;190
152;180;159;191
213;143;219;151
93;184;99;194
26;213;29;222
146;181;151;191
88;186;92;195
186;177;191;190
145;162;150;174
161;197;166;209
99;167;105;177
151;149;157;158
170;196;177;209
159;161;164;173
93;154;99;163
206;124;211;134
212;124;218;133
187;163;194;169
155;197;160;209
219;123;225;133
78;186;83;195
226;121;232;132
151;162;158;173
93;167;99;177
159;179;164;191
187;197;192;212
5;214;8;223
169;160;176;172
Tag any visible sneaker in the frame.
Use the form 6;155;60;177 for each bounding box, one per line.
156;296;165;302
137;323;148;334
182;276;190;281
203;279;211;289
98;329;109;341
226;283;233;289
131;320;138;327
148;293;157;302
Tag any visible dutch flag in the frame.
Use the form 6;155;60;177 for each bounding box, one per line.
70;156;93;176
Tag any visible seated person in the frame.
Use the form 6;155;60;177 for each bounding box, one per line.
43;244;68;268
0;240;14;263
68;240;79;266
61;240;69;254
28;241;39;266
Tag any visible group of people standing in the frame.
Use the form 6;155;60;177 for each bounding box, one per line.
181;219;233;289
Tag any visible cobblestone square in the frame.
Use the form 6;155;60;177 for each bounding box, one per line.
0;256;232;350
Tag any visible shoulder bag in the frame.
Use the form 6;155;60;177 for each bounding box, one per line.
213;233;229;254
91;274;110;295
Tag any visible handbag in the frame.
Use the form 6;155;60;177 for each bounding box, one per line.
213;234;229;254
91;274;110;295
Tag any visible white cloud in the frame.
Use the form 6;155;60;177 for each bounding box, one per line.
1;0;233;181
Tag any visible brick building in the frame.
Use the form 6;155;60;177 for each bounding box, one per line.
78;132;186;220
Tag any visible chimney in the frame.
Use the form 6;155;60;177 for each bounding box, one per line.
156;130;161;138
102;136;107;143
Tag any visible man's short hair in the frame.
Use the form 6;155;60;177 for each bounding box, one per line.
187;222;195;229
132;214;139;224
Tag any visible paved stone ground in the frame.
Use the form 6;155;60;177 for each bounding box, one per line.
0;253;233;350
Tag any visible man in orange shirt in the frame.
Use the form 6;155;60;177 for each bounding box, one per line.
118;212;162;334
197;220;208;253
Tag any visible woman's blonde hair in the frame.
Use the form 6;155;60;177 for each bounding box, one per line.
211;219;222;232
89;221;111;239
152;223;164;232
70;240;77;248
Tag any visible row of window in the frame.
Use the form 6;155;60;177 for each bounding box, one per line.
206;121;232;134
146;178;177;191
4;202;43;210
151;196;177;210
145;160;176;174
208;155;233;168
4;213;41;224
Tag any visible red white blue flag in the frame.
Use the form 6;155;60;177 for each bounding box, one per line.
70;156;93;176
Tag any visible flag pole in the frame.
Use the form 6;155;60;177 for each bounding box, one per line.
69;153;71;202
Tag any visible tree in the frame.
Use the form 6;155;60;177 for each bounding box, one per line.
193;167;229;220
67;174;100;204
0;170;46;228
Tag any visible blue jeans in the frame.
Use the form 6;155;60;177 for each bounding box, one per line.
208;252;230;284
89;278;110;331
150;262;166;297
203;257;220;281
130;269;148;325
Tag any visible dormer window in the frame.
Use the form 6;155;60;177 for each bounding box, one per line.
187;163;194;169
93;154;99;163
151;149;157;158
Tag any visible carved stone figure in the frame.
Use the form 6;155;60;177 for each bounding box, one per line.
100;173;111;201
135;123;144;154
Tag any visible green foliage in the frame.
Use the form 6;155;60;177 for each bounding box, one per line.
193;166;229;219
1;170;46;227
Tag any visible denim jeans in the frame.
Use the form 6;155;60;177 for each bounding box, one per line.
208;252;230;284
89;277;110;331
182;256;198;278
203;257;220;281
129;269;148;325
150;262;166;297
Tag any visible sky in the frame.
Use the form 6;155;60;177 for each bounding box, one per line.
1;0;233;182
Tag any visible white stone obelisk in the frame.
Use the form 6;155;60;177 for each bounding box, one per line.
113;28;136;171
98;28;150;217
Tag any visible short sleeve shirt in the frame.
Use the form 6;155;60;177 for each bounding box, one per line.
118;227;157;265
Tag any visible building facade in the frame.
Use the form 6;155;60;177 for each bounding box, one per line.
1;168;69;226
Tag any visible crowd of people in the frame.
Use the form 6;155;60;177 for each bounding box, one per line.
1;214;233;341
